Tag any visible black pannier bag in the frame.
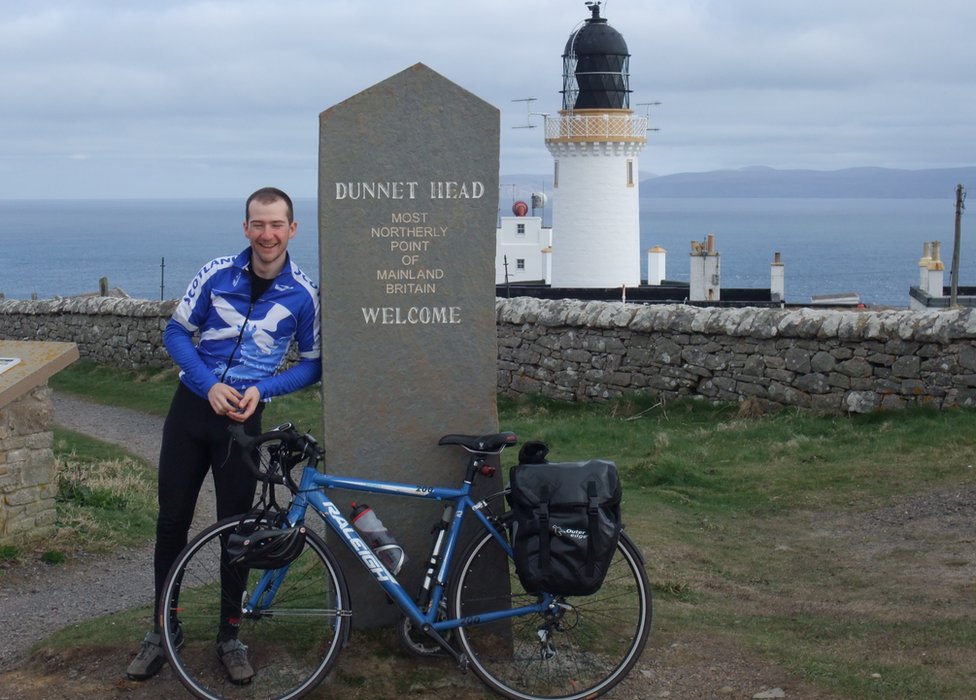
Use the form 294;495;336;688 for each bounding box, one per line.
508;459;622;596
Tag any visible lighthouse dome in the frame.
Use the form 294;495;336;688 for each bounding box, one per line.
562;3;631;110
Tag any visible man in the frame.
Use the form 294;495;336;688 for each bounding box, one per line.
126;187;321;684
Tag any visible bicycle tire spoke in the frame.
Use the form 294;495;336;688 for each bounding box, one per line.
451;531;652;700
161;517;349;700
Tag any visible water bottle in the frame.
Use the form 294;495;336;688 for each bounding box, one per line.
349;503;407;575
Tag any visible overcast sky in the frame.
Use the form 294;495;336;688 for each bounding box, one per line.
2;0;973;199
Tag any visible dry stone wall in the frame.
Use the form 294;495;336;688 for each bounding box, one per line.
496;297;976;412
3;297;976;413
0;297;175;368
0;385;57;543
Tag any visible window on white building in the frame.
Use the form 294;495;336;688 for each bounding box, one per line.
516;259;525;270
516;223;525;236
553;160;559;188
626;159;635;187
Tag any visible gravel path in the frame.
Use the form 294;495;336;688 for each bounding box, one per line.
0;392;217;671
51;393;165;467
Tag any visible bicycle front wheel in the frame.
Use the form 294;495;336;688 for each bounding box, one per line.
450;529;652;700
160;516;350;700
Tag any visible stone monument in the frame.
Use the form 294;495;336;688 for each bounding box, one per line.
319;63;500;625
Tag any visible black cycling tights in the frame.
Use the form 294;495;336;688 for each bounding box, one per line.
152;382;262;633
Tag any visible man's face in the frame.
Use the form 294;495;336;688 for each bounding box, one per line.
243;198;296;273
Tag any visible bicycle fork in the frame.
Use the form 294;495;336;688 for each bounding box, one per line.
239;565;289;616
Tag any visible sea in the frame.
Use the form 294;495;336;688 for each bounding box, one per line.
0;197;969;308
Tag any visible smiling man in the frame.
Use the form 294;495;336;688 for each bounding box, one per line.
126;187;321;685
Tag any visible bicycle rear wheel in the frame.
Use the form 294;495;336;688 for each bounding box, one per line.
160;517;350;700
450;528;652;700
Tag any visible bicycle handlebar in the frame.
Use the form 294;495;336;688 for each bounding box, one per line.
229;423;516;492
227;423;321;489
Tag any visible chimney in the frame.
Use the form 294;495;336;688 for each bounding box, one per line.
690;234;720;302
927;240;945;297
918;241;932;291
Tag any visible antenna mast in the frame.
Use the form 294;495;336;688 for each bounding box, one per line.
636;101;661;132
512;98;538;129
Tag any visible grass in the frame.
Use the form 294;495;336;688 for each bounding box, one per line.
48;359;323;427
49;362;180;416
31;361;976;698
39;550;67;565
497;393;976;698
501;393;974;514
0;426;157;571
49;428;158;554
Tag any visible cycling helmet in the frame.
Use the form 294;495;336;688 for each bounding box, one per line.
226;524;307;569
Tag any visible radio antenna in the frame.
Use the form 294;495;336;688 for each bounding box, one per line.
636;101;662;132
512;98;538;129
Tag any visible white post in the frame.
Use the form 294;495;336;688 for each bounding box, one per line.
770;251;785;304
646;246;666;285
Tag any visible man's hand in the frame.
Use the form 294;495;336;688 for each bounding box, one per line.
227;386;261;422
207;382;245;417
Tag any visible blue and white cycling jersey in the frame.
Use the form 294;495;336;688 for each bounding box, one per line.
165;249;321;400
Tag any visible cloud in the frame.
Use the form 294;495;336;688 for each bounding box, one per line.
0;0;973;197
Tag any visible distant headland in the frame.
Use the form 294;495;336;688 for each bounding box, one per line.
502;166;974;199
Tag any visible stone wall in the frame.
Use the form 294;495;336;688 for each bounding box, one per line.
0;297;175;368
3;296;976;413
0;385;57;544
496;297;976;412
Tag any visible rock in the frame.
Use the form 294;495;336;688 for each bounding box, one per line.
844;390;878;413
753;688;786;699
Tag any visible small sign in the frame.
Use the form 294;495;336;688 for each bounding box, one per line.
0;357;21;375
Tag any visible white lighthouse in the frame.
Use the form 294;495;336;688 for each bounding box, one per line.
546;2;647;288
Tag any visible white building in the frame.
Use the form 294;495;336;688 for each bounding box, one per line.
495;212;552;285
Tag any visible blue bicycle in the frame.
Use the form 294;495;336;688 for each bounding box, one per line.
160;423;652;700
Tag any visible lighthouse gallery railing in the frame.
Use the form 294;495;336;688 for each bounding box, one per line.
544;111;648;143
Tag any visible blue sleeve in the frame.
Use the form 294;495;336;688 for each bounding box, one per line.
165;265;222;397
254;356;322;399
255;289;322;399
253;287;321;399
164;319;219;397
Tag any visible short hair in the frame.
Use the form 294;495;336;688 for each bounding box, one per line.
246;187;294;224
